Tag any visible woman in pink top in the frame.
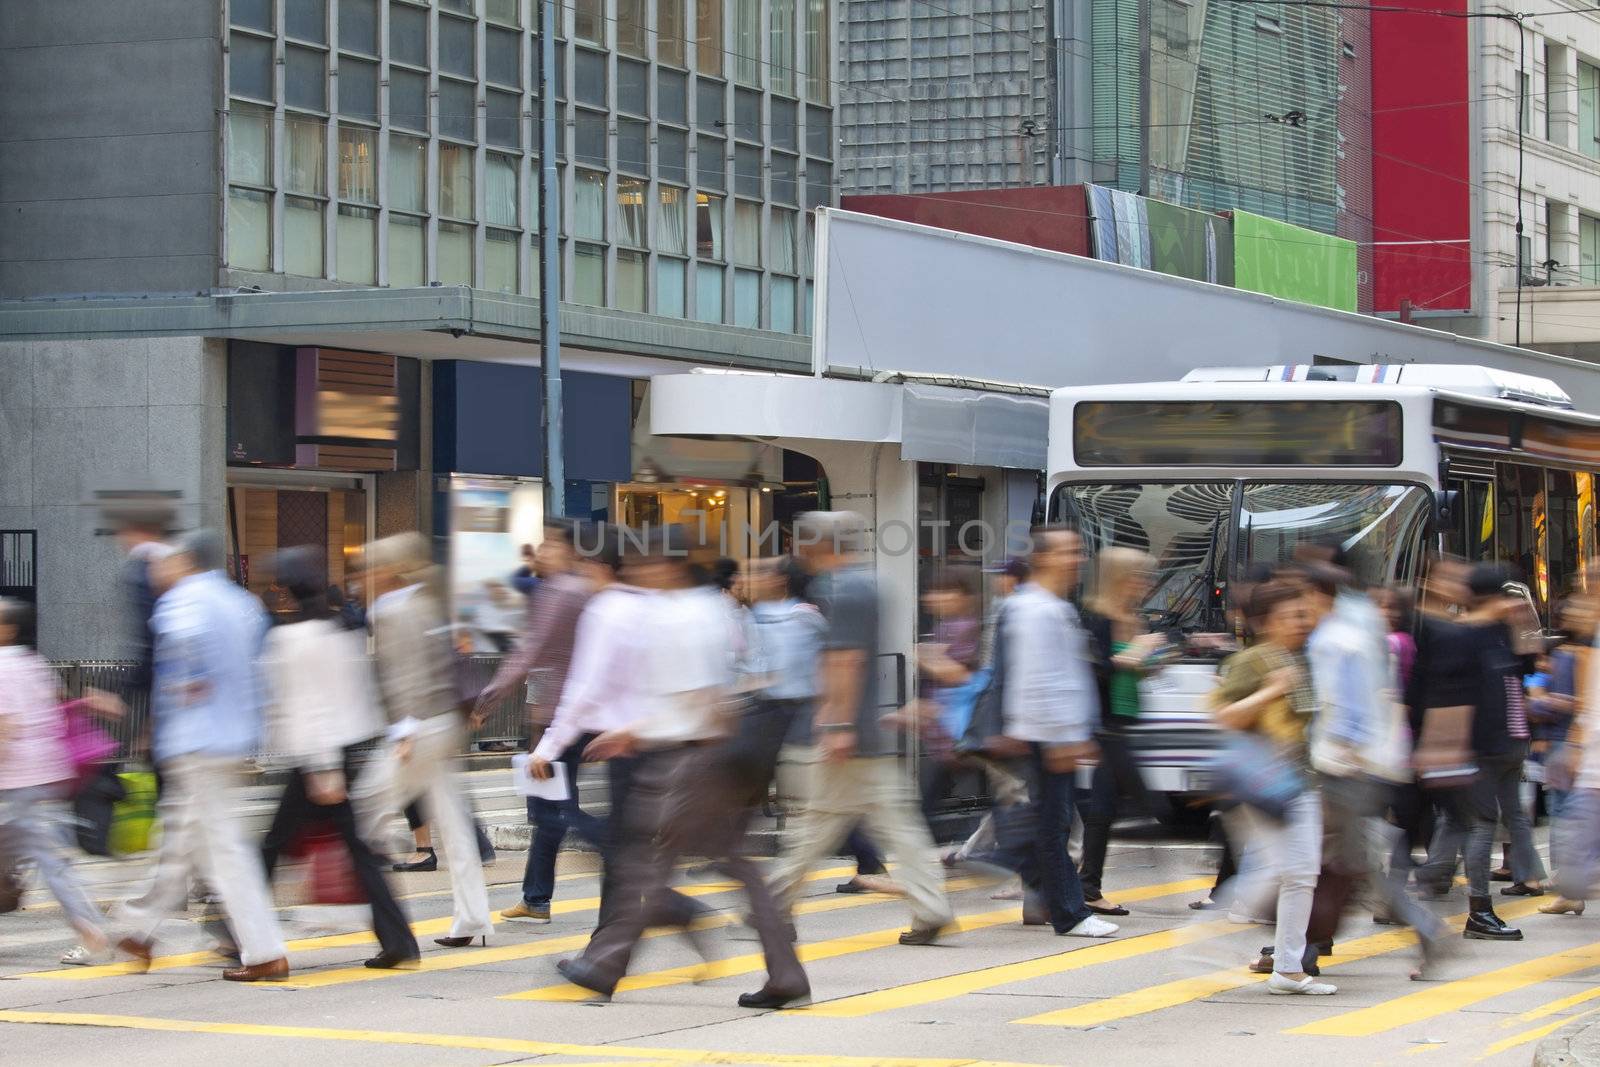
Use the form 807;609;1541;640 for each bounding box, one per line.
0;599;109;958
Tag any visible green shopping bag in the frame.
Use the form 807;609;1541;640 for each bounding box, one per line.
109;771;158;855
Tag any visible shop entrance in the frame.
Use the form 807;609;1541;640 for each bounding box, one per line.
225;469;374;620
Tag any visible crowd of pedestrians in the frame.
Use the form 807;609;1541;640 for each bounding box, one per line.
1;501;1597;1009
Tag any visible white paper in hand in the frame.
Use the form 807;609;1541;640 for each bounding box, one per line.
512;753;570;801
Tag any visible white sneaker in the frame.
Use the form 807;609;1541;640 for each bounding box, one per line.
60;944;111;966
1062;915;1119;938
1267;972;1337;996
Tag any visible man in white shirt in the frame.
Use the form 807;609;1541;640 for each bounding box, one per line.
553;527;810;1009
968;527;1118;940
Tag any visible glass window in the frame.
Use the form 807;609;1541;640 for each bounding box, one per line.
388;213;425;285
487;0;521;25
232;0;273;33
1582;61;1600;160
440;0;471;12
575;169;605;239
770;151;797;204
437;221;473;284
573;243;605;304
805;0;828;101
390;68;429;131
439;78;476;141
618;59;648;115
486;152;518;226
771;206;797;272
806;104;830;156
769;0;795;95
337;125;377;202
389;2;427;66
487;26;522;86
659;127;688;182
658;69;688;124
735;0;760;85
735;144;761;198
526;240;541;291
697;78;725;131
697;134;725;190
286;46;327;110
336;204;377;283
616;249;647;311
574;0;602;43
229;105;272;186
229;33;274;101
696;192;723;259
439;143;475;219
285;115;326;195
805;159;831;208
339;0;377;52
1549;468;1581;602
486;228;519;291
1581;213;1600;284
619;0;647;57
340;58;378;122
286;0;326;43
737;89;762;142
771;275;796;331
575;49;607;107
389;134;426;211
696;262;724;321
439;15;476;77
285;196;324;276
575;110;608;167
734;269;759;327
618;118;648;174
658;0;686;66
617;177;647;245
733;200;760;265
656;257;686;315
228;187;271;270
773;97;798;150
657;185;688;254
804;279;812;331
697;0;723;76
487;88;521;148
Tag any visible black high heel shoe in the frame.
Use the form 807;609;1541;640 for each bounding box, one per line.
433;935;487;948
393;847;437;873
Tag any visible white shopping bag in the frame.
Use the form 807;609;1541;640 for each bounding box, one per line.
511;753;570;801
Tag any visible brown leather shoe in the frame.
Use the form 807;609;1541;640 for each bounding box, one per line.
117;937;154;973
222;957;289;982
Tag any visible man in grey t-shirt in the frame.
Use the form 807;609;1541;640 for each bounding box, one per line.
765;512;954;943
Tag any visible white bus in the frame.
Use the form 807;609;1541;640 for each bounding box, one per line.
1047;363;1600;810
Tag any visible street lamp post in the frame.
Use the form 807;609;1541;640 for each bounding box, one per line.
539;0;564;518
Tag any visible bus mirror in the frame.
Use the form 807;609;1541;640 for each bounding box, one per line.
1433;489;1459;527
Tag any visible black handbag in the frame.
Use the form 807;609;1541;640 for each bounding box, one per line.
71;764;126;857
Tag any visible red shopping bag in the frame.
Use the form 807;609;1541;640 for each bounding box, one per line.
298;826;366;905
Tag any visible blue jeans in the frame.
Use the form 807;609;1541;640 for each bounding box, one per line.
967;745;1090;932
521;733;606;907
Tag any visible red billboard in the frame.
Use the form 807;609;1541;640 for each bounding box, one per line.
1370;0;1473;313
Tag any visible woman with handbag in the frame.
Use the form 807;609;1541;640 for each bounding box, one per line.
1078;547;1168;916
0;598;112;962
1209;578;1332;996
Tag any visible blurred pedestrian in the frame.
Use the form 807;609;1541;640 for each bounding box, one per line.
1529;596;1590;822
512;543;539;596
256;547;419;969
476;521;602;924
0;598;112;963
915;571;982;824
112;530;290;981
353;533;493;950
766;512;954;944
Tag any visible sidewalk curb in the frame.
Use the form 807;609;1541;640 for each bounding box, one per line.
1534;1017;1600;1067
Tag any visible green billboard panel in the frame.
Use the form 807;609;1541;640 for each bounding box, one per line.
1232;210;1357;312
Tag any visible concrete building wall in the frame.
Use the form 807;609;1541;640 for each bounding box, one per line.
0;337;227;659
0;0;221;298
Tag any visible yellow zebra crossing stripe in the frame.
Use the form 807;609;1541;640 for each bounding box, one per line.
1016;897;1547;1028
1287;938;1600;1037
1479;1007;1600;1060
794;878;1217;1018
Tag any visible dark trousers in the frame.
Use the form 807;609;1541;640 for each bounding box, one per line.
967;745;1090;932
580;745;808;996
1077;728;1154;901
404;799;495;859
597;756;700;929
521;733;607;907
260;742;418;959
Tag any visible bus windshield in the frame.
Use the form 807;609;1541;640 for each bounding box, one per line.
1055;481;1432;632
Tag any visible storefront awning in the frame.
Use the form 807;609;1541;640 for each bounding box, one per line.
649;371;1047;470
